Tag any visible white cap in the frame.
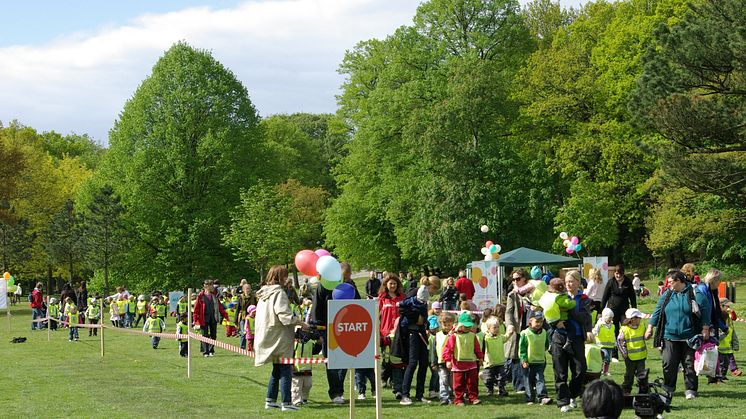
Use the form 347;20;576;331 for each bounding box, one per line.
625;308;643;319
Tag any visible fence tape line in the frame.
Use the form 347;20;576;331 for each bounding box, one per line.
187;331;327;364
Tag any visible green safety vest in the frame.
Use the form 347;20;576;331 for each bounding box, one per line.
246;317;255;334
87;305;100;319
68;312;80;325
622;325;647;361
156;304;167;317
116;300;126;315
293;340;315;372
530;279;547;306
483;334;505;368
136;301;147;314
521;328;547;364
146;318;163;333
49;304;60;317
176;322;188;342
224;308;236;326
539;292;561;323
454;332;477;362
595;324;616;349
585;344;603;373
719;327;734;354
435;332;448;364
127;301;136;314
177;301;188;314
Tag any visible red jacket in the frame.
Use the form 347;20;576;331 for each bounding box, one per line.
378;291;405;338
192;291;228;326
442;331;483;372
455;276;475;301
30;288;43;309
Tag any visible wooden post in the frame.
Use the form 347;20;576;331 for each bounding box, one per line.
187;288;192;378
349;368;355;419
47;296;50;342
373;302;382;419
100;298;105;357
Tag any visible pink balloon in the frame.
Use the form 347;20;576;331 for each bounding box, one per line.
566;247;575;254
570;236;579;245
314;249;331;257
602;262;609;270
485;240;493;248
295;250;319;276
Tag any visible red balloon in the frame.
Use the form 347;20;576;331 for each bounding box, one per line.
295;250;319;276
479;276;488;289
332;304;372;357
485;240;493;247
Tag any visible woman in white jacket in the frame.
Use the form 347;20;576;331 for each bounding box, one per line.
255;265;308;411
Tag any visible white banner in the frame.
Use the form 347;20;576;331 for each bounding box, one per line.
583;256;609;288
168;291;184;314
327;299;376;369
469;260;499;311
0;280;7;309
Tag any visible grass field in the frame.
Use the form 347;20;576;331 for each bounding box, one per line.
2;297;745;418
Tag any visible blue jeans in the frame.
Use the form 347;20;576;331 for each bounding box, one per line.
523;363;547;402
32;308;43;330
239;319;247;349
267;363;292;406
438;365;452;402
355;368;375;395
506;358;525;392
151;336;160;348
69;327;79;340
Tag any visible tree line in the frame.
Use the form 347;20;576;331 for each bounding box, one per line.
1;0;743;293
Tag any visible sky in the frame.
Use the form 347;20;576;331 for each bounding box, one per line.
0;0;585;145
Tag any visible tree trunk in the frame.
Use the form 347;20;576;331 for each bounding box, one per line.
47;265;53;294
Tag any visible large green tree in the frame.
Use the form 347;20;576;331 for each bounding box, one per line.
42;200;86;283
83;185;129;295
101;42;264;290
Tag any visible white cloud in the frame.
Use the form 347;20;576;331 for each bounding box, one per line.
0;0;421;144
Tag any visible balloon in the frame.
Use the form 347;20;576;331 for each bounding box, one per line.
316;255;342;282
574;244;582;251
314;249;331;257
485;240;493;248
480;225;489;233
332;282;357;300
479;276;488;288
489;244;498;253
295;250;319;276
559;232;569;240
321;277;341;291
484;253;493;261
480;247;489;256
566;247;575;254
2;272;9;280
563;239;571;248
492;252;500;261
7;276;14;286
332;304;372;357
570;236;579;245
494;244;501;253
470;267;483;283
602;262;609;270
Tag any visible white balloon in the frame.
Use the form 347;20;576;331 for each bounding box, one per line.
559;231;569;240
494;244;501;253
484;253;493;261
480;225;489;233
480;247;489;255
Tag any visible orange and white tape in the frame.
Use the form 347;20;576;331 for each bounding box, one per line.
102;324;183;340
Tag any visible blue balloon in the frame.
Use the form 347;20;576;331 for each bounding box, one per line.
574;244;582;251
332;282;356;300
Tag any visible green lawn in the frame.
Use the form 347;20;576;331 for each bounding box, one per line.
2;299;745;418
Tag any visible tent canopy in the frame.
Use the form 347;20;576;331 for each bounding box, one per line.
495;247;580;267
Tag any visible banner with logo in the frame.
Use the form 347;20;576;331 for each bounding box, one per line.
327;299;376;369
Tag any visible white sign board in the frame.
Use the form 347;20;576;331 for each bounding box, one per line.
583;257;609;288
327;299;376;369
469;260;499;311
169;291;184;314
0;280;7;309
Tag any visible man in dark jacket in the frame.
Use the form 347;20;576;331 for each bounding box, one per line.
365;271;381;299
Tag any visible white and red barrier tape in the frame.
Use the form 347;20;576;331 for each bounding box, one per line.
187;331;328;364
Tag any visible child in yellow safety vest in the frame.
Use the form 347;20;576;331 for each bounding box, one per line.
127;295;136;328
143;310;166;349
592;308;616;376
441;311;484;406
480;316;511;397
63;297;77;328
291;327;318;406
223;302;237;337
86;298;100;337
135;295;148;327
431;312;455;405
718;298;742;377
519;312;551;405
68;306;80;341
616;308;649;394
176;313;188;357
108;296;121;328
48;298;60;331
245;305;256;351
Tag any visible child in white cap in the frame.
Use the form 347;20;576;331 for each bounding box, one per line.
616;308;648;394
592;308;616;375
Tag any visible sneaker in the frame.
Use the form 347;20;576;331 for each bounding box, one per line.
569;399;577;409
69;339;73;342
526;401;534;405
332;396;345;404
454;401;465;406
611;358;620;363
485;390;494;397
414;397;431;404
428;391;439;399
471;399;481;405
685;390;696;400
560;405;574;413
208;353;214;357
439;399;450;405
281;404;300;411
399;397;412;406
203;353;209;357
515;390;526;394
540;397;553;405
395;392;403;400
265;402;280;409
357;394;366;400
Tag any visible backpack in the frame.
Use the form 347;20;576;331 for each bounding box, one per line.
28;293;33;303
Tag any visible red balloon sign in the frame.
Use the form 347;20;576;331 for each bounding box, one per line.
332;304;372;357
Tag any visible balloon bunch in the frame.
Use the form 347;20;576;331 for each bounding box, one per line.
294;249;356;298
559;232;582;255
2;271;14;285
480;240;502;261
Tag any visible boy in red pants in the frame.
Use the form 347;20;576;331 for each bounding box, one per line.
442;312;483;406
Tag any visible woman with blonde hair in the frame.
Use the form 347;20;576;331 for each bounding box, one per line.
584;268;604;313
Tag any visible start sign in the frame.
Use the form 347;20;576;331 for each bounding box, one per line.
327;299;376;369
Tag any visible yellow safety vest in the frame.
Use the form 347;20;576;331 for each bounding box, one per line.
177;301;188;315
156;304;167;317
539;292;561;323
246;317;255;334
127;301;136;314
585;344;603;373
68;312;80;325
454;332;477;362
293;340;315;372
622;325;647;361
86;305;100;319
521;328;547;364
435;332;448;364
595;324;616;349
136;301;147;314
483;334;505;368
224;308;236;326
176;322;188;342
116;300;126;315
146;318;163;333
49;304;60;317
530;279;547;306
719;327;734;354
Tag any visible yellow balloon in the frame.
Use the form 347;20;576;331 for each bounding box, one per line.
3;272;9;280
583;263;593;278
470;267;483;282
327;322;339;350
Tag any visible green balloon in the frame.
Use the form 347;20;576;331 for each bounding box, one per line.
320;277;341;291
7;276;14;286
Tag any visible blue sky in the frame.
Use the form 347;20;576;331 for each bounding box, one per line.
0;0;586;145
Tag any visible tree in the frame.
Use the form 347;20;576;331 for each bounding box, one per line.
43;200;86;282
522;0;576;49
101;42;265;289
83;185;128;295
0;218;35;272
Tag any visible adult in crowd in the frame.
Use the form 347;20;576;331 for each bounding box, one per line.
645;269;710;400
60;283;77;314
193;279;228;357
553;270;593;413
454;270;475;301
697;268;728;383
313;261;359;404
378;273;405;389
601;264;636;357
398;285;430;405
255;265;308;411
581;379;624;419
77;281;89;313
236;283;257;350
632;273;641;297
365;271;381;299
13;282;22;305
583;268;604;314
663;262;696;289
30;282;44;330
505;268;530;393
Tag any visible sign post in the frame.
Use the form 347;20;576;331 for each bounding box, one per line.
327;299;377;419
100;298;105;357
187;288;192;378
